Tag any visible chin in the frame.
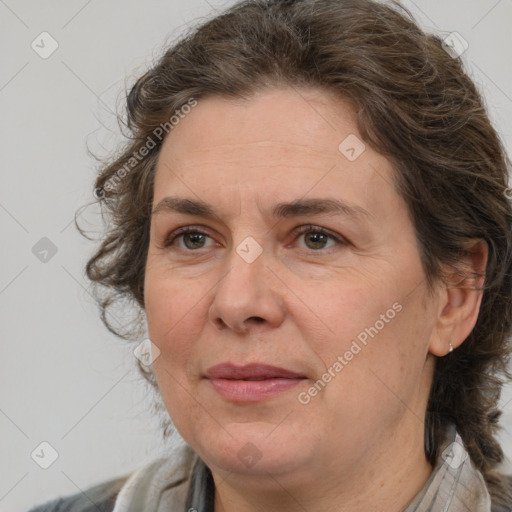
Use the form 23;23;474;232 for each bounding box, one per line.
187;420;314;478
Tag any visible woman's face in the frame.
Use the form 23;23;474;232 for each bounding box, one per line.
144;87;440;488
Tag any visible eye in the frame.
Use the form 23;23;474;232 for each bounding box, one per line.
163;226;217;251
292;225;347;251
161;224;348;253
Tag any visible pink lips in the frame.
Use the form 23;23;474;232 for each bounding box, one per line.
204;363;306;402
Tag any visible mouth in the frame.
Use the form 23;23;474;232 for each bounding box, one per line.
204;363;307;402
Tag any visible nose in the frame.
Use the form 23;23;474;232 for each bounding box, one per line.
208;247;286;334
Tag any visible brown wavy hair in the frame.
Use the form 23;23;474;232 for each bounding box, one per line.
76;0;512;507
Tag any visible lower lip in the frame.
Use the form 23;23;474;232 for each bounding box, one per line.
207;378;305;402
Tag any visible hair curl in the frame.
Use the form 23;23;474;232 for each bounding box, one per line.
76;0;512;506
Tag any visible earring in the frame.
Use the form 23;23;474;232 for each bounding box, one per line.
448;343;453;353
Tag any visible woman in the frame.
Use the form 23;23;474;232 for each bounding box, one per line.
30;0;512;510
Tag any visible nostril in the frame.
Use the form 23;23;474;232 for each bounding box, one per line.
215;318;228;329
248;317;265;323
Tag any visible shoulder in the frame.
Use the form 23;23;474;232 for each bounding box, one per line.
27;473;131;512
27;447;198;512
490;473;512;512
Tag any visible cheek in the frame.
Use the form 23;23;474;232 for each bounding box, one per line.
146;276;201;429
314;282;427;394
144;272;205;375
308;310;429;445
316;285;399;347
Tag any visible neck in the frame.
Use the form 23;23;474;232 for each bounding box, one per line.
211;422;433;512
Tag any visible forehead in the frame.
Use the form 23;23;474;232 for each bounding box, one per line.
158;87;362;167
152;86;403;226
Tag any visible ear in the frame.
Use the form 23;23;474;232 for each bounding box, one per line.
429;239;488;357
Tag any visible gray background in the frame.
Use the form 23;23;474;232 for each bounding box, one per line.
1;1;511;510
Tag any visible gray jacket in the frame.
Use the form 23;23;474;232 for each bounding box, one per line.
27;473;129;512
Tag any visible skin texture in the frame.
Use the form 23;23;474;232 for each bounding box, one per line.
144;87;488;512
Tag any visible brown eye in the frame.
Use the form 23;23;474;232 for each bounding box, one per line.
182;232;208;250
164;227;216;251
303;232;331;250
293;225;347;251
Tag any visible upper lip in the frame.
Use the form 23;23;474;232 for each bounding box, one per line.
204;363;306;380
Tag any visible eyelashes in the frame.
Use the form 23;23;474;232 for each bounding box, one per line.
163;227;218;251
293;225;347;251
161;224;349;253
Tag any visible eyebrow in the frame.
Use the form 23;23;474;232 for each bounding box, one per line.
151;196;373;223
